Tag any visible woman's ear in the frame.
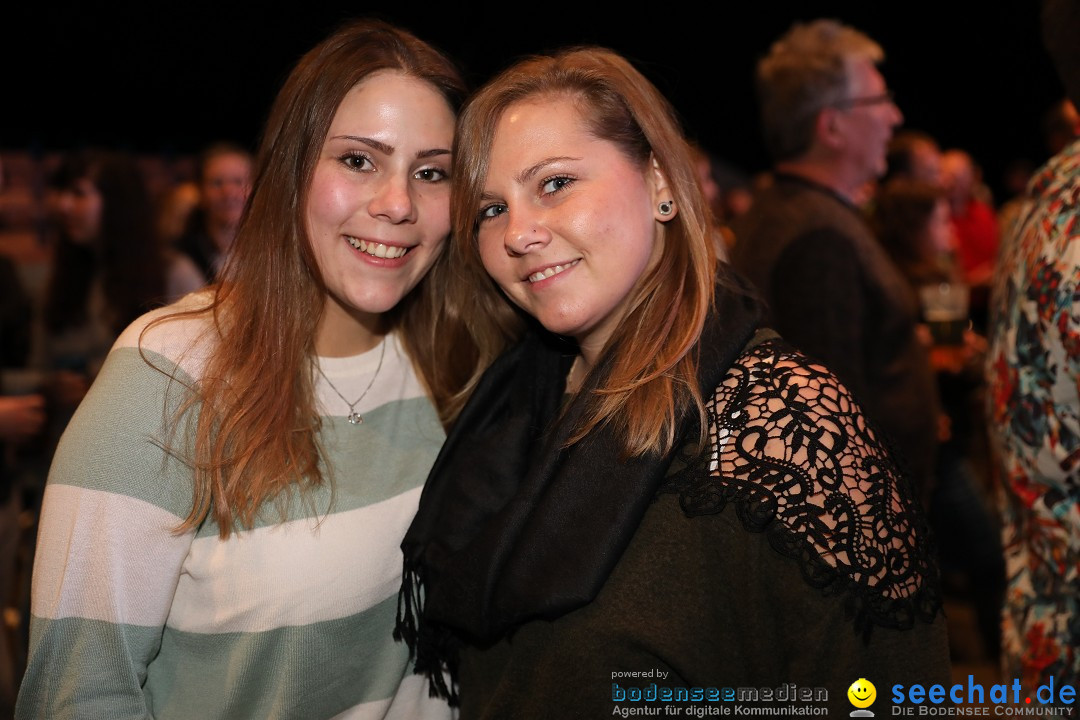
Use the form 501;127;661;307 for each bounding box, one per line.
649;155;678;222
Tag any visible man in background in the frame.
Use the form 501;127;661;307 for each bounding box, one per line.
729;19;940;504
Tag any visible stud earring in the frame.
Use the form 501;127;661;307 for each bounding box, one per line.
658;201;673;216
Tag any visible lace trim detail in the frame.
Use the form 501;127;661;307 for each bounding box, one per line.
663;339;942;639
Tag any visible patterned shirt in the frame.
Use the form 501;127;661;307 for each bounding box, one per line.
986;137;1080;691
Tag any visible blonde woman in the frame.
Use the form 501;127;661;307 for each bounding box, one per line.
399;46;950;718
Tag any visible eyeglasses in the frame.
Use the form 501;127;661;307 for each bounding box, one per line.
833;90;896;109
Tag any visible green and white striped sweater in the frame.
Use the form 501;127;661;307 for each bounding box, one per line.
16;303;452;720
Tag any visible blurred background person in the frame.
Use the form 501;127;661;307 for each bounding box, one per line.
36;148;203;398
874;178;957;287
874;177;1004;665
689;141;755;254
996;158;1038;241
176;141;253;281
30;148;204;478
689;141;724;220
941;147;999;332
998;99;1080;252
0;254;33;371
0;383;44;717
689;140;733;254
714;161;755;220
999;97;1080;240
986;0;1080;694
729;18;941;509
0;151;46;719
885;128;944;186
1042;96;1080;157
156;177;201;248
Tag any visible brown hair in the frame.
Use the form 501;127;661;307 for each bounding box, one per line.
438;46;718;456
147;18;466;537
46;148;168;335
884;129;942;183
873;177;949;283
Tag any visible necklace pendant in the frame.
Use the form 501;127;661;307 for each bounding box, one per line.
316;340;385;429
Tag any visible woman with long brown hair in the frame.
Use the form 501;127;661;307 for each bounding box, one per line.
37;148;205;416
18;19;464;719
398;47;950;718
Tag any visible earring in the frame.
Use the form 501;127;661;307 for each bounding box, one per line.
658;201;673;216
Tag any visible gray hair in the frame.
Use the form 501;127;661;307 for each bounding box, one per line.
756;19;884;162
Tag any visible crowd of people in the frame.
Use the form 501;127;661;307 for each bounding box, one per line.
0;141;256;716
1;2;1078;718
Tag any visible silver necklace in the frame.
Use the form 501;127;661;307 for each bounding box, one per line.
316;340;386;425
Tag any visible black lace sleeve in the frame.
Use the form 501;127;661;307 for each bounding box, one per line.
662;338;942;640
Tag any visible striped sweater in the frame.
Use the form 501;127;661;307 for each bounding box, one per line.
16;300;452;720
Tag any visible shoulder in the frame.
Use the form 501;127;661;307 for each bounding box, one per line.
739;182;867;265
672;337;942;633
710;338;873;455
711;337;896;473
112;289;216;378
164;251;208;301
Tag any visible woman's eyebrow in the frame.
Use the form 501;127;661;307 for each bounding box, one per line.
516;156;579;184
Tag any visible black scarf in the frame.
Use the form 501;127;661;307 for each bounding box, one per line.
396;268;765;700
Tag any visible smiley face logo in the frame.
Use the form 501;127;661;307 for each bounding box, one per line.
847;678;876;709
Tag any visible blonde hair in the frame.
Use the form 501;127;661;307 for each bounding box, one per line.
145;19;466;537
437;47;719;456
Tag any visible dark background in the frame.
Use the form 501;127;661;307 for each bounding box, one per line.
2;1;1065;201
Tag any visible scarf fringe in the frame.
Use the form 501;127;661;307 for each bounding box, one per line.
395;563;461;706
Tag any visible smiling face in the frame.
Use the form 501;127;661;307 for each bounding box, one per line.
476;95;671;362
847;678;877;708
306;70;455;349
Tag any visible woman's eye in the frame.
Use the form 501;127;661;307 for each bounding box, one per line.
341;153;374;171
479;203;507;221
415;167;449;183
541;176;573;195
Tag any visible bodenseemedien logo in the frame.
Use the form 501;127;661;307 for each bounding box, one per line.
609;677;830;716
849;678;877;717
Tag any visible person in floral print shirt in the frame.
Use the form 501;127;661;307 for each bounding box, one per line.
985;0;1080;692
